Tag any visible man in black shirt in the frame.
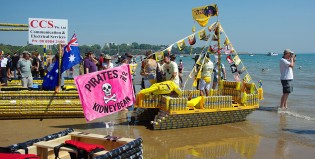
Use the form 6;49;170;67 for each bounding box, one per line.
11;52;20;79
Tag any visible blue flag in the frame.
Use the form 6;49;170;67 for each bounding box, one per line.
42;61;59;90
61;34;82;73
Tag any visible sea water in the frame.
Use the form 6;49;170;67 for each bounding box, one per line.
177;53;315;117
176;53;315;144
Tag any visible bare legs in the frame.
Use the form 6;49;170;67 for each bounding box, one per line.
280;93;289;109
200;89;209;96
212;82;218;89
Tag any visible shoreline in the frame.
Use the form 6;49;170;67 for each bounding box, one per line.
1;110;314;158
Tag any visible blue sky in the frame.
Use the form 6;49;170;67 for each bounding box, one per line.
1;0;314;53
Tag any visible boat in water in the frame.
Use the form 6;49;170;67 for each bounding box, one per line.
133;4;264;130
267;52;278;56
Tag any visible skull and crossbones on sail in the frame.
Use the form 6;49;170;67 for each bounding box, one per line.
102;83;116;104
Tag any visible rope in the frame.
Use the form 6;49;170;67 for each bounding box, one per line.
219;25;258;90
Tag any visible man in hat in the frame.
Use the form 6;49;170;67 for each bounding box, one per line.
125;53;133;62
103;54;113;70
17;51;33;88
0;51;11;86
280;49;296;110
119;55;129;65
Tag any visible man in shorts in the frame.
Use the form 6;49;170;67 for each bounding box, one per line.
280;49;296;110
17;51;33;88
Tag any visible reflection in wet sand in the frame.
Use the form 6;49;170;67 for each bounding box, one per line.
138;124;260;159
276;113;289;159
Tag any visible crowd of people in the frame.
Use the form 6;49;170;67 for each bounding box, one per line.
139;51;226;96
1;49;228;95
0;50;50;87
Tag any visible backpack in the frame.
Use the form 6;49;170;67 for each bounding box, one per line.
54;140;105;159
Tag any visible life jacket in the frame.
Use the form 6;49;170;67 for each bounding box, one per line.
0;153;39;159
54;140;105;159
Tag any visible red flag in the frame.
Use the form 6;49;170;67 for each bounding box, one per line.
226;55;233;64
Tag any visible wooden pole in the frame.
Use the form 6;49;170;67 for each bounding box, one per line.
217;22;222;90
55;44;62;92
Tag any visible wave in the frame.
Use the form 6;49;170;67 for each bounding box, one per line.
278;110;315;121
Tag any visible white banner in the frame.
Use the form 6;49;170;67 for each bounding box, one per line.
28;18;68;45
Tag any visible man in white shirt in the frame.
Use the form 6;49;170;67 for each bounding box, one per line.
162;55;179;86
0;51;11;85
279;49;295;110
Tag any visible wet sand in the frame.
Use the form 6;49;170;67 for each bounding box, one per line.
0;110;314;159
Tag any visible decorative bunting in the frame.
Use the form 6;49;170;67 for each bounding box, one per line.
233;55;241;65
212;34;218;41
224;38;230;45
192;24;196;33
208;23;216;32
212;45;218;53
238;67;246;74
243;74;251;83
230;64;238;73
162;44;173;56
155;51;164;62
188;34;196;45
198;29;207;40
233;73;241;82
177;40;186;51
207;45;213;53
226;55;233;64
192;4;218;27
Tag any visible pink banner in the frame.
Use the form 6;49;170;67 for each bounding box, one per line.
75;64;135;121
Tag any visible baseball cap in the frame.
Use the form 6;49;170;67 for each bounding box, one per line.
120;55;128;61
284;49;294;54
22;51;31;55
125;53;133;58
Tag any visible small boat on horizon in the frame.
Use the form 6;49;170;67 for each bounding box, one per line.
266;52;278;56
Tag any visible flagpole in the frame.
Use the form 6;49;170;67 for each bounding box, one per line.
217;22;222;90
56;43;62;92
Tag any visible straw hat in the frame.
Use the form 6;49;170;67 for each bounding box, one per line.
104;54;112;60
22;51;31;55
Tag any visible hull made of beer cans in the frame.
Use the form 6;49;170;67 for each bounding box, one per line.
0;90;83;119
134;80;262;130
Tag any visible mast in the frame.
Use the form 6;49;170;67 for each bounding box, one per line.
216;22;222;89
56;43;62;92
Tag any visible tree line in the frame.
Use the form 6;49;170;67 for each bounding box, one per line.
0;42;204;56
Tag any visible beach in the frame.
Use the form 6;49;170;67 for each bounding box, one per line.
1;110;314;158
1;54;315;158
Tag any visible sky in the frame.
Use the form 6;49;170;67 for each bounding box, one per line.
1;0;314;53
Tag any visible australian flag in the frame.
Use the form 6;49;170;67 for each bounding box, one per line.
42;61;59;90
42;34;82;90
61;34;82;73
